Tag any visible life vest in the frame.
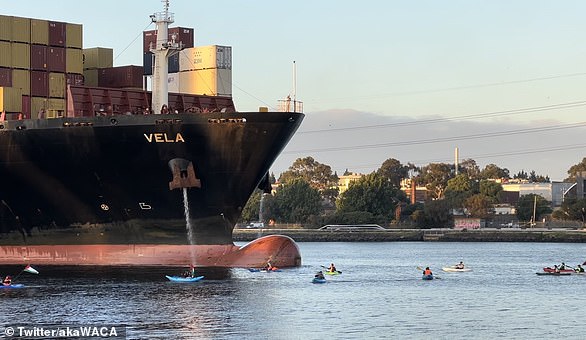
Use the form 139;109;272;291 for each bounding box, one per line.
424;269;432;275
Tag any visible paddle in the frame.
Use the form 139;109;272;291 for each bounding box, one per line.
321;265;342;274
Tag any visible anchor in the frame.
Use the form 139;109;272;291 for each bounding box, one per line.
168;158;201;190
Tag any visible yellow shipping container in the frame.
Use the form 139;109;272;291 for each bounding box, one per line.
11;69;30;96
49;72;66;98
83;69;98;87
0;41;11;68
0;15;12;41
11;17;31;43
66;23;83;49
0;87;23;113
83;47;113;69
179;68;232;96
66;48;83;74
31;97;48;118
47;98;65;118
11;42;30;69
30;19;48;45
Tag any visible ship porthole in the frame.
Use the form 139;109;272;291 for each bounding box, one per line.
0;125;4;129
100;204;110;211
110;118;118;125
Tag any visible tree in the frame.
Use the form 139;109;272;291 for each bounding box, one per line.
240;190;262;222
279;157;339;202
417;163;453;199
274;178;322;223
458;159;480;180
337;172;404;220
423;199;452;228
480;164;509;180
444;174;475;211
516;194;552;222
464;194;493;218
377;158;409;188
552;198;586;222
479;180;503;203
565;157;586;182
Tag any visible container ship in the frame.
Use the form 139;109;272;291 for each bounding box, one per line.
0;1;304;268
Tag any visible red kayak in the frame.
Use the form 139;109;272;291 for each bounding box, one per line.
543;267;575;273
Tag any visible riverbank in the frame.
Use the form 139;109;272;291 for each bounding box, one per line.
233;228;586;242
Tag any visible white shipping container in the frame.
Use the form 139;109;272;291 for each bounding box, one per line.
167;73;180;93
179;45;232;72
177;68;232;96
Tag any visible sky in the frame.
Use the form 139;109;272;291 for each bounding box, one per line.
5;1;586;181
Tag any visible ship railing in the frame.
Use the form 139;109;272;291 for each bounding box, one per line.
277;99;303;113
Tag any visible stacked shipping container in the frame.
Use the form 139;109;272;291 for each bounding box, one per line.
0;15;83;119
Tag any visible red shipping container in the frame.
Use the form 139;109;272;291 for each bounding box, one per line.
30;44;48;71
30;70;49;97
21;95;31;119
66;73;84;86
48;21;66;47
47;47;65;72
143;27;194;53
0;67;12;87
98;66;143;88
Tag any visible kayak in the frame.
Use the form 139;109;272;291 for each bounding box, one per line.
324;271;341;275
165;275;204;282
422;274;434;280
248;268;281;272
543;267;575;273
536;272;571;276
442;267;472;272
0;284;25;288
312;278;327;284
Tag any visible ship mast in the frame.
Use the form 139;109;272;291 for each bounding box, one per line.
150;0;181;114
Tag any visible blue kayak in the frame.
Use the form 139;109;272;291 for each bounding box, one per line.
422;274;434;280
165;275;204;282
312;277;327;284
0;284;25;288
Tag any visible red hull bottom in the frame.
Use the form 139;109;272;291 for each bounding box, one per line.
0;235;302;268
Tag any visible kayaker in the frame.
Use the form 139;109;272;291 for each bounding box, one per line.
455;261;464;269
554;265;560;273
423;267;432;276
327;263;337;272
265;262;273;271
575;264;585;273
560;262;566;270
2;275;11;286
314;271;325;280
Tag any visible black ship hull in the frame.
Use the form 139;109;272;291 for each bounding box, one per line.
0;112;303;257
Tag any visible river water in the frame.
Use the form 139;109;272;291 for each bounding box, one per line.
1;242;586;339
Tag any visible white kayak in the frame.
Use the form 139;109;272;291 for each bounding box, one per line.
442;266;472;272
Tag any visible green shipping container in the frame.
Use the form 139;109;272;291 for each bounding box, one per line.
66;48;83;74
83;69;98;87
83;47;113;69
0;87;23;113
11;69;30;96
47;98;65;118
11;42;30;69
49;72;65;98
0;41;10;68
31;19;48;45
66;23;82;49
0;16;12;41
12;17;31;43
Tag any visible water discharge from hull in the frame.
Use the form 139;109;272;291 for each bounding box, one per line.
182;188;196;265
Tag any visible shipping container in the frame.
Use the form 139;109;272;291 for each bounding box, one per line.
179;45;232;72
48;21;66;47
169;53;179;73
0;41;11;68
30;70;49;97
21;95;30;118
30;44;48;70
65;23;82;49
143;52;179;75
167;73;179;93
47;46;65;72
66;48;83;74
0;16;12;41
98;66;143;89
31;96;48;118
83;47;113;69
0;68;11;87
83;69;98;86
178;68;232;96
49;72;66;98
11;42;30;69
0;87;23;113
47;97;65;118
12;69;30;95
30;19;48;45
143;27;194;53
66;73;84;86
11;17;31;43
